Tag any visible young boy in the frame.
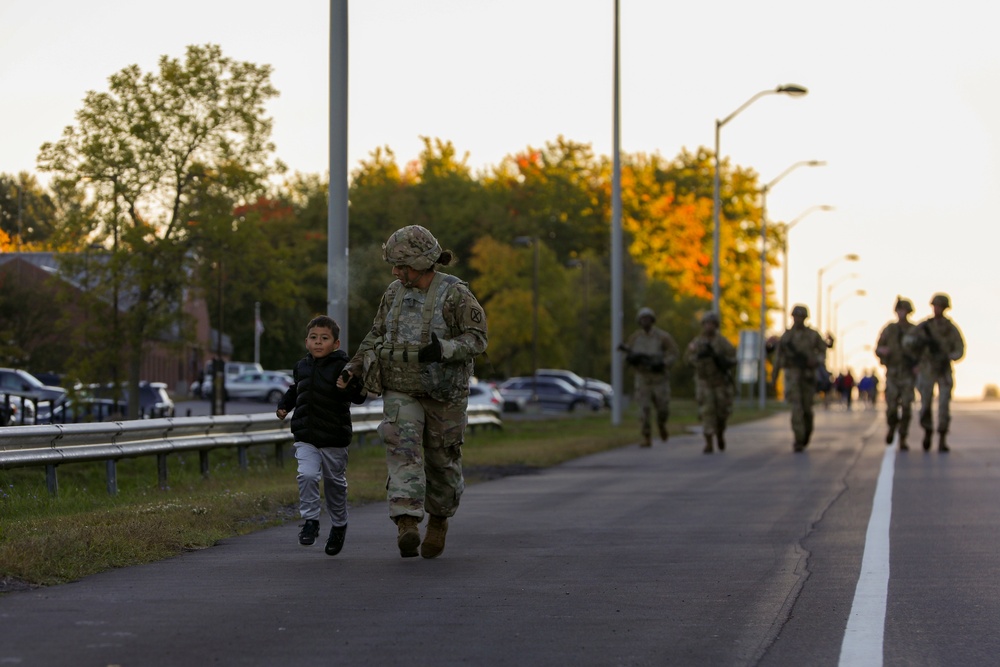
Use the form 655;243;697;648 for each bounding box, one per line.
277;315;366;555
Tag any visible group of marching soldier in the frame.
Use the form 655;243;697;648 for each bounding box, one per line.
620;293;965;455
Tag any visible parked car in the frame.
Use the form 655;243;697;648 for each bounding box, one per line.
1;395;15;425
222;371;294;403
497;376;603;412
192;361;267;398
468;382;504;418
536;369;614;407
0;368;68;423
88;382;175;419
51;397;128;423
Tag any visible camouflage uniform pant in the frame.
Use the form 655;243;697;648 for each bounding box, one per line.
695;378;734;436
916;365;954;434
783;368;816;444
634;374;670;438
378;389;467;520
884;367;916;437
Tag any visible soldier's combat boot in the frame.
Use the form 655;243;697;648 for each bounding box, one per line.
899;434;909;451
396;515;421;558
659;424;669;442
885;423;896;445
793;440;806;453
938;432;950;453
420;514;449;559
922;429;933;452
703;434;714;454
640;434;652;448
716;430;726;452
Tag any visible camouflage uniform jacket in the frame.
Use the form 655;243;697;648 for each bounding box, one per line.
875;320;917;372
906;316;964;372
685;333;737;385
349;271;488;394
775;325;828;370
624;326;679;378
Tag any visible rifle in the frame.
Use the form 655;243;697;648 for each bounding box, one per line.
782;338;812;370
697;341;734;374
922;325;941;355
623;350;666;373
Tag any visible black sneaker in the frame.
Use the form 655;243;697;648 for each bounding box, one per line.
298;519;320;546
325;524;347;556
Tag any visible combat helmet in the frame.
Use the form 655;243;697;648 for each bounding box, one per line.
701;311;720;325
791;304;809;319
382;225;442;271
894;297;913;313
636;307;656;324
930;293;951;309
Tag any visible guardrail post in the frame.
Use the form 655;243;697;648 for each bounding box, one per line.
157;453;168;489
238;445;249;470
106;459;118;495
199;450;210;479
45;464;59;496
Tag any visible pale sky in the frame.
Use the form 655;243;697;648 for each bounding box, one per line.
2;0;998;398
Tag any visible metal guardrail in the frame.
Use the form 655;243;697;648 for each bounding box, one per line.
0;404;502;495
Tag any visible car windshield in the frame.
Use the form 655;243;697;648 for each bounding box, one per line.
16;371;45;389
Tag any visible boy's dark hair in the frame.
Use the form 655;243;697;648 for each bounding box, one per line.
306;315;340;340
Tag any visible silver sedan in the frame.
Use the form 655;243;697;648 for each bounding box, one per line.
219;372;294;403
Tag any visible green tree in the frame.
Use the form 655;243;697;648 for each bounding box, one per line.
37;44;282;416
0;172;58;247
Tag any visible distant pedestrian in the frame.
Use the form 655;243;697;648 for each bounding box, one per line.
684;311;737;454
619;307;679;448
772;305;829;452
875;297;917;449
277;315;366;555
840;370;855;410
905;293;965;452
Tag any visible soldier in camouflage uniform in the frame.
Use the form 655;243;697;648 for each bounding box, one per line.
772;305;829;452
619;307;679;447
875;297;917;450
341;225;488;558
904;293;965;452
684;311;737;454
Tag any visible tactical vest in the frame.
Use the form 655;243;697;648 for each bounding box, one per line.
377;272;469;399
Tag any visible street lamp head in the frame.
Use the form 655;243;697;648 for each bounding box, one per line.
777;84;808;96
846;253;860;262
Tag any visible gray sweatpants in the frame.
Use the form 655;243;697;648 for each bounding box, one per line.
293;442;349;526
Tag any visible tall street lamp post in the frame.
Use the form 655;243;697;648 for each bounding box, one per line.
712;84;808;315
825;272;860;335
816;254;860;335
758;160;826;410
781;205;834;328
833;290;867;370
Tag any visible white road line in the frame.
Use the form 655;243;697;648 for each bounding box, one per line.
838;440;897;666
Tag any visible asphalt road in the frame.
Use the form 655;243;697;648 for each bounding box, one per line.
2;401;998;666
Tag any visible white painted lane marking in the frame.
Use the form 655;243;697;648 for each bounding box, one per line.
839;441;896;666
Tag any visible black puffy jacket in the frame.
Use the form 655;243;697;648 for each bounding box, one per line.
278;350;366;447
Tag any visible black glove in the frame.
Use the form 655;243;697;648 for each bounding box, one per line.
418;332;443;363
